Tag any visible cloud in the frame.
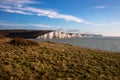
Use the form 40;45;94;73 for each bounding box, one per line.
0;0;38;6
111;23;120;26
29;24;50;28
0;22;51;29
92;22;120;26
2;9;32;15
60;29;81;33
95;6;107;9
0;20;4;22
25;7;84;23
0;0;85;23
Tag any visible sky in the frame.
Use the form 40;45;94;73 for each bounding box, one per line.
0;0;120;36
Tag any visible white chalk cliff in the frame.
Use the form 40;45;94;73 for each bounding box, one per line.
36;30;82;39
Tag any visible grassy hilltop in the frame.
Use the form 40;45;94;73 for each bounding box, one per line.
0;36;120;80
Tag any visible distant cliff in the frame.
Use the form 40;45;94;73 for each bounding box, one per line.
37;30;82;39
81;34;103;38
0;30;102;39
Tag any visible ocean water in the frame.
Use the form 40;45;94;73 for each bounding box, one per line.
32;37;120;52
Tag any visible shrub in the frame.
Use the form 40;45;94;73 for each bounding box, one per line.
9;38;39;46
46;41;56;44
0;34;6;39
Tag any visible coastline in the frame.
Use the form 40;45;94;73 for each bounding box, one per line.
30;37;120;53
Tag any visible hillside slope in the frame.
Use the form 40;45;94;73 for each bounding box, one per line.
0;30;53;39
0;38;120;80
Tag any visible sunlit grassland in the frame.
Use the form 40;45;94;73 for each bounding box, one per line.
0;37;120;80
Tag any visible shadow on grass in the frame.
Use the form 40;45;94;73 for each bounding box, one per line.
9;38;39;46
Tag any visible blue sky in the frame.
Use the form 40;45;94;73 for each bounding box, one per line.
0;0;120;36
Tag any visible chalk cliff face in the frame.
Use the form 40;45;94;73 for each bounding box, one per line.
36;31;82;39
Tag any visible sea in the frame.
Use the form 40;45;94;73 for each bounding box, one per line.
31;37;120;53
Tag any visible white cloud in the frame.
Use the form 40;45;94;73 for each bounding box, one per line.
95;6;107;9
0;5;11;9
111;23;120;26
0;20;4;22
29;24;50;28
61;29;81;33
2;9;32;15
0;0;38;6
26;7;84;23
0;0;85;23
0;22;51;28
92;22;120;26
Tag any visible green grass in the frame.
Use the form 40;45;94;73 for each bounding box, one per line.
0;38;120;80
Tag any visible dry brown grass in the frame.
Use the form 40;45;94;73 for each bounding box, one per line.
9;38;39;46
0;34;6;39
0;38;120;80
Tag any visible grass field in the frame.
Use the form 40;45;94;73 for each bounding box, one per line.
0;37;120;80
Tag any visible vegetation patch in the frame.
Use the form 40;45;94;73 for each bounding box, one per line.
46;41;56;44
0;34;6;39
9;38;39;46
0;38;120;80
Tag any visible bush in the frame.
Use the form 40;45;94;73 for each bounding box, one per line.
0;34;6;39
9;38;39;46
46;41;56;44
